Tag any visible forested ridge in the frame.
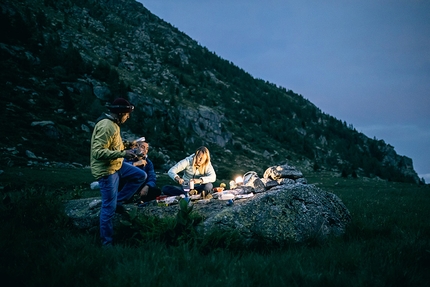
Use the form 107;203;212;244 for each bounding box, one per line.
0;0;420;183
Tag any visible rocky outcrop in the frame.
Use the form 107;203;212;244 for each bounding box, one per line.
381;145;420;183
200;183;350;245
31;121;61;140
64;164;351;246
177;105;231;148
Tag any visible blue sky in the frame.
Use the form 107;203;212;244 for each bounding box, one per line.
139;0;430;182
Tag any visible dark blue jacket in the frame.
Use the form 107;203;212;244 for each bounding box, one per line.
125;157;157;188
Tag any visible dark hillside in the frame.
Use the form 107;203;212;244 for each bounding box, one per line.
0;0;420;183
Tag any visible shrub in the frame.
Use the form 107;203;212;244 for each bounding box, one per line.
116;198;202;246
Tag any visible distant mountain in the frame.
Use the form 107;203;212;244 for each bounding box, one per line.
0;0;420;183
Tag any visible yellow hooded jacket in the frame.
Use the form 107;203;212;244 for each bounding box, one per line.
90;117;127;180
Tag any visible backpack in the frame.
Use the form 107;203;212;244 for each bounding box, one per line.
243;171;266;193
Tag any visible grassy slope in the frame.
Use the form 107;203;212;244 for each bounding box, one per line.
1;167;429;286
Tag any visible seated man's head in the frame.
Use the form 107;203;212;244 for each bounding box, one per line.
136;139;149;156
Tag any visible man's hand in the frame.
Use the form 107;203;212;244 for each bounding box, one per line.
133;159;147;167
139;185;149;197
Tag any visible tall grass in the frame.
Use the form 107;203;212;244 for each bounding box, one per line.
1;168;429;286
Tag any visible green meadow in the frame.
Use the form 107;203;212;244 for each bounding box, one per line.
1;167;429;287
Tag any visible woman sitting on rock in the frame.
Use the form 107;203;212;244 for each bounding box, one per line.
162;146;216;197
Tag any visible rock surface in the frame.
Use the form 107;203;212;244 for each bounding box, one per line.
64;164;351;245
199;183;351;245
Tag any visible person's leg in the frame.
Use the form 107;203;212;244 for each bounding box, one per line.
161;185;184;196
98;173;120;246
141;186;161;201
195;183;213;194
117;162;147;203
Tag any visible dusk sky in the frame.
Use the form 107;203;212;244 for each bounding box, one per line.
139;0;430;182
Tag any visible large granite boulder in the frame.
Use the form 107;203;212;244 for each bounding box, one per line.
198;183;351;245
64;164;351;246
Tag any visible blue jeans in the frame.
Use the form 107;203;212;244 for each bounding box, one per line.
99;162;147;246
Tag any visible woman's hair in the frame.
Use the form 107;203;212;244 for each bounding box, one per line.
192;146;211;174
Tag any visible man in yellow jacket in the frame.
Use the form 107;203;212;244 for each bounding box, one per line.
90;98;147;246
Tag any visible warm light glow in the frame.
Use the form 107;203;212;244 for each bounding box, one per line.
235;176;243;184
229;180;236;190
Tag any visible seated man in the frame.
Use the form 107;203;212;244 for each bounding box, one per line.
124;137;161;202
